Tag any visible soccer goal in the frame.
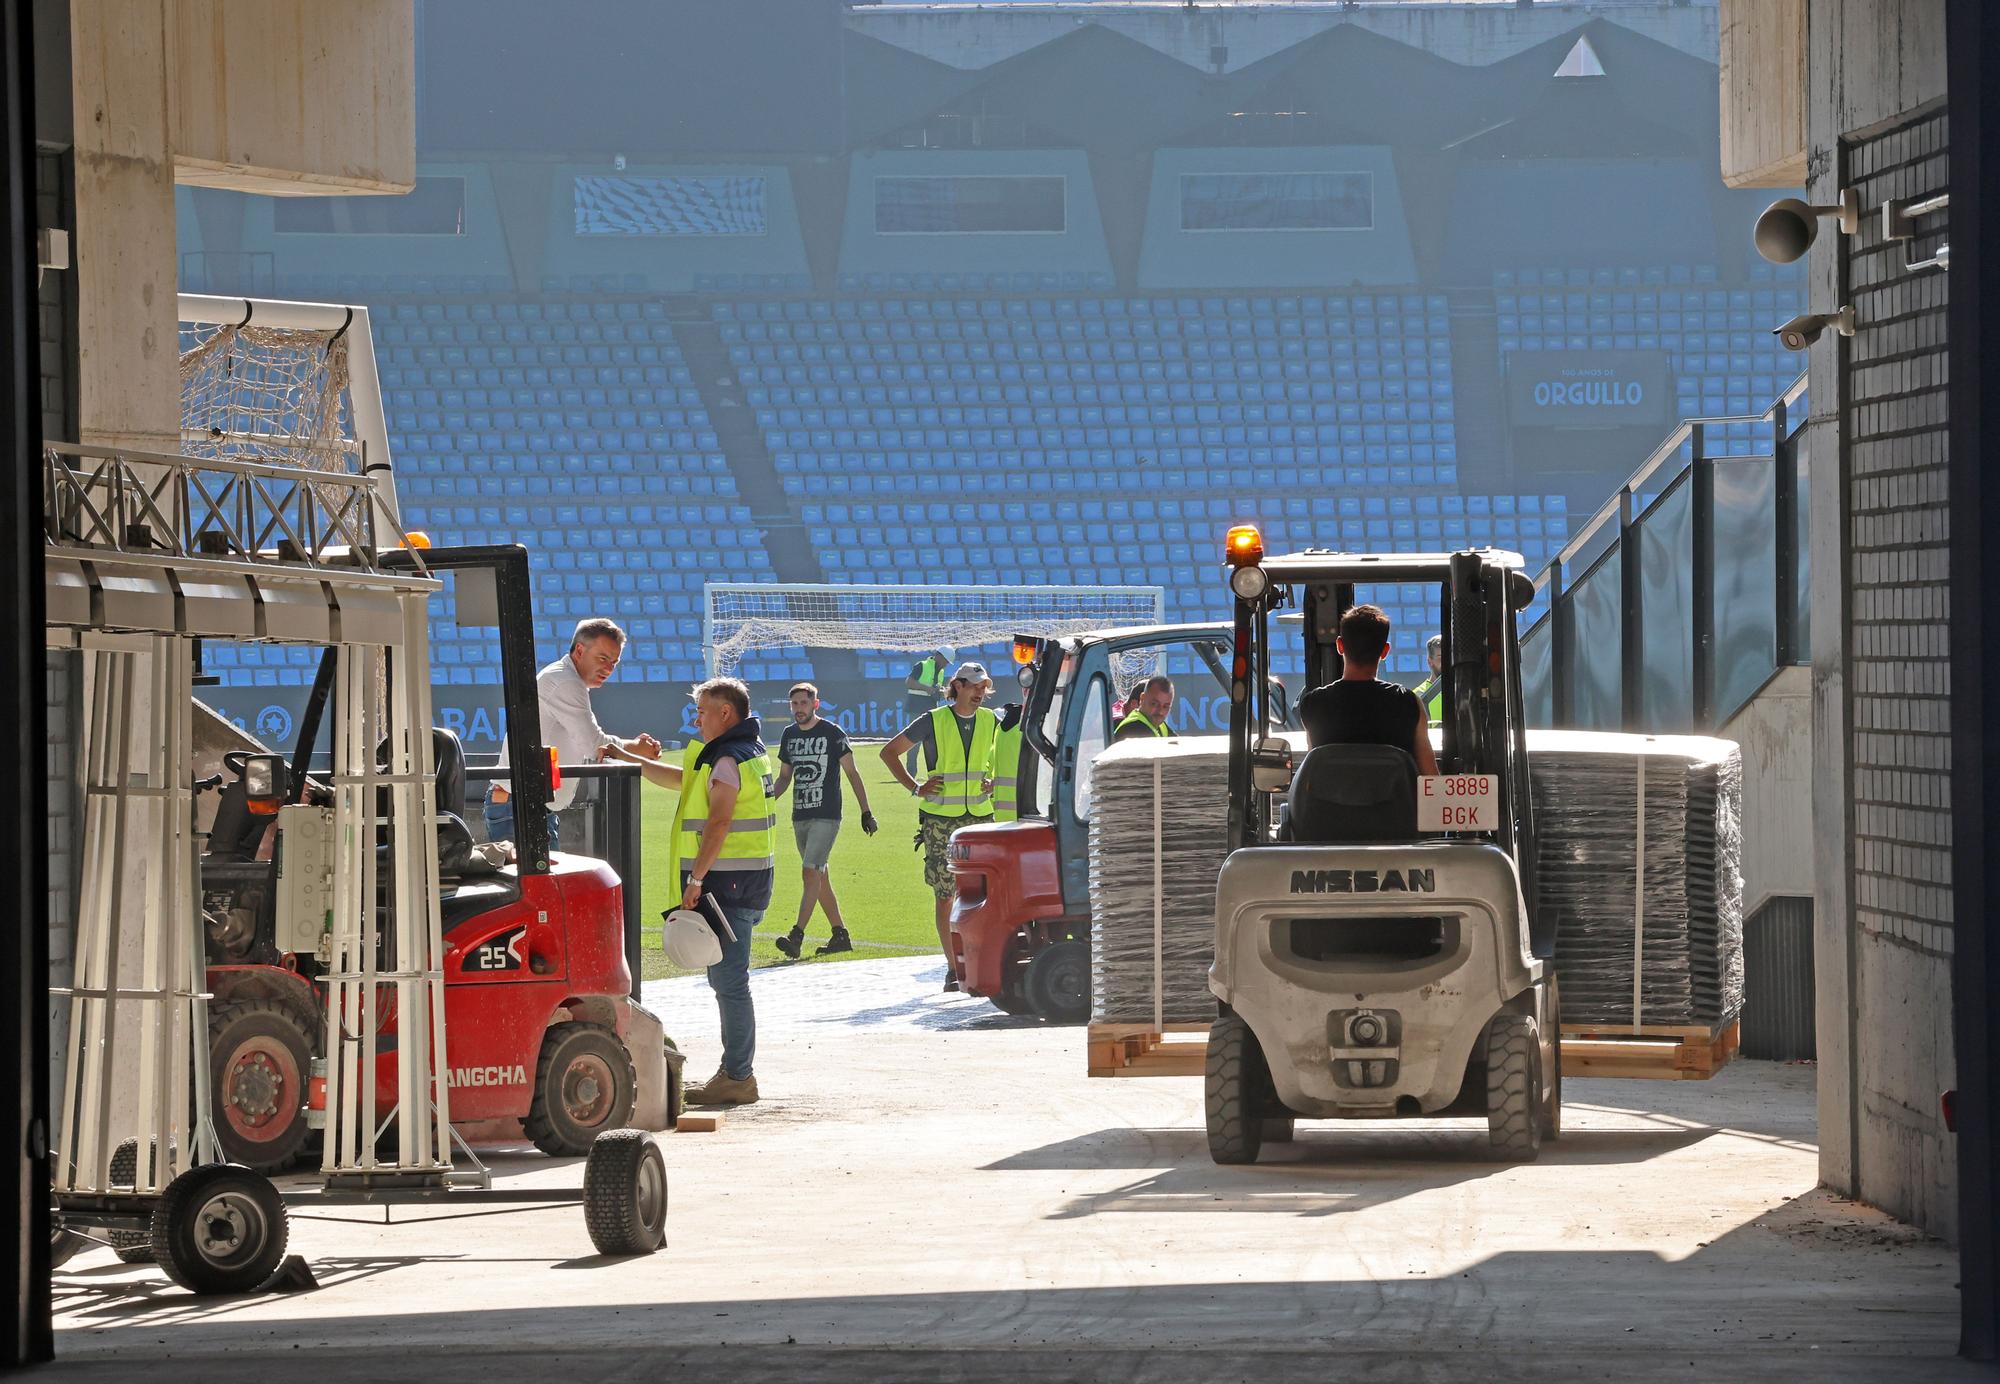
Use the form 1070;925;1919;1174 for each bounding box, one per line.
178;292;406;534
702;582;1166;677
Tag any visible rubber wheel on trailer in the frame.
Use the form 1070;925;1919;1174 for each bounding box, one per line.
1205;1011;1269;1165
1485;1013;1544;1162
107;1136;174;1262
1540;978;1563;1143
210;1000;314;1173
583;1127;668;1256
149;1163;288;1295
1023;939;1090;1025
525;1022;639;1157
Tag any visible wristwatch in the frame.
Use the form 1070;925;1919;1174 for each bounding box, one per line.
690;875;707;886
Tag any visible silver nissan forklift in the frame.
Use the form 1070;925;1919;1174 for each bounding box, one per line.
1204;531;1560;1164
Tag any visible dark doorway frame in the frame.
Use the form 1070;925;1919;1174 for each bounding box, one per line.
1947;0;1999;1362
1;0;53;1366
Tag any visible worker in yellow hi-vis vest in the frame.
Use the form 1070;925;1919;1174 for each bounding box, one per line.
604;676;773;1109
1412;634;1444;724
1113;675;1176;741
991;701;1026;822
880;661;998;992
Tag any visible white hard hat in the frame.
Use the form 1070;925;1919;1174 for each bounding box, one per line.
663;908;723;969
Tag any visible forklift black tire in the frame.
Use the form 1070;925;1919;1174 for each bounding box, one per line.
149;1163;289;1295
583;1128;669;1255
1260;1116;1296;1144
1205;1012;1266;1165
989;986;1033;1017
526;1022;639;1157
1485;1014;1543;1162
1024;939;1090;1025
210;1000;314;1173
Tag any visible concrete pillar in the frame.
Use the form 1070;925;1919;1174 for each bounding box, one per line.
70;0;178;450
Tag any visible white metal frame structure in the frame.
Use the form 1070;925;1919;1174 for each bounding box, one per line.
44;439;451;1196
177;292;405;536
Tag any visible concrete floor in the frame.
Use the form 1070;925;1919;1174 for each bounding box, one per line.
39;959;1970;1382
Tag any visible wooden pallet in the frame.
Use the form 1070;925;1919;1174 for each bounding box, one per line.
1084;1019;1742;1081
1558;1020;1741;1081
1086;1022;1210;1078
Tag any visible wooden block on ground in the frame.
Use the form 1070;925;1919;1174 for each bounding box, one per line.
676;1113;724;1133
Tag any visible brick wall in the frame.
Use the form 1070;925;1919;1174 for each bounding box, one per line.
1844;112;1952;959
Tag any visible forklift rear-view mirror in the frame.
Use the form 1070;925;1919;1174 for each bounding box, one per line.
241;753;288;816
1251;736;1294;794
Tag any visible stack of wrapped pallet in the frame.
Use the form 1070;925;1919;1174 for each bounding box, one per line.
1085;736;1232;1025
1527;731;1745;1030
1082;728;1746;1035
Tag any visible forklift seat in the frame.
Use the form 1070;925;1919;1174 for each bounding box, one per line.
1287;744;1418;845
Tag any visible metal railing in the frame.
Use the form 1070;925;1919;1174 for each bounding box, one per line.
44;440;389;573
1522;372;1809;732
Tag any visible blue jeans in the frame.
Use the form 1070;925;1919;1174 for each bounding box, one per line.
705;897;763;1080
483;792;559;850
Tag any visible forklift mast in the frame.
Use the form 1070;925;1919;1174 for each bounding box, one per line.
289;544;557;875
1224;545;1545;954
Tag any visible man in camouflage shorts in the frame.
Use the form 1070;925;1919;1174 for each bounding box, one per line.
917;814;957;897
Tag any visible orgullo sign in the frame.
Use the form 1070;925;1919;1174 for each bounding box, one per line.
1506;349;1673;428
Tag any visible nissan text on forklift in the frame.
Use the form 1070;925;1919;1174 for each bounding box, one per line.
1204;527;1561;1164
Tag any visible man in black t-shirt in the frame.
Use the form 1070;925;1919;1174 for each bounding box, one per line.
772;682;878;960
1297;604;1441;777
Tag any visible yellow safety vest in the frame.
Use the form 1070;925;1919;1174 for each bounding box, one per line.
1114;708;1170;738
672;738;776;877
920;705;998;820
1415;677;1443;723
991;723;1024;823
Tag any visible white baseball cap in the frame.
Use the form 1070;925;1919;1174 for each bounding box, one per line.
951;661;992;686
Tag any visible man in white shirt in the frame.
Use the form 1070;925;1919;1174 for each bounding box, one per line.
484;617;661;848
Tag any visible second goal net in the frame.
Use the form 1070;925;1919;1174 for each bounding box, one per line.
704;582;1166;679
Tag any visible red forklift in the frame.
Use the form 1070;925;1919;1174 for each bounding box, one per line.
945;624;1297;1023
197;543;675;1171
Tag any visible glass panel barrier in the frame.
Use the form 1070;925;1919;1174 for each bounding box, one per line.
1637;475;1693;733
1521;616;1552;726
1714;456;1778;718
1568;555;1622;731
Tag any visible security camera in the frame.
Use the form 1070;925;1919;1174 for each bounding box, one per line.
1773;305;1856;352
1754;188;1861;264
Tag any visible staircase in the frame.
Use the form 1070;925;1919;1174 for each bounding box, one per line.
668;309;866;691
1446;288;1512;493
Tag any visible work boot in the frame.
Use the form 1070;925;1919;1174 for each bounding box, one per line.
815;927;853;957
774;926;805;960
942;970;961;993
686;1068;758;1107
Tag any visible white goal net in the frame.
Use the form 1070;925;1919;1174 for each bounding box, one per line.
704;582;1166;677
177;293;405;531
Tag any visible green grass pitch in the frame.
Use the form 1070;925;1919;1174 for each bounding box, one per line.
635;745;948;980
